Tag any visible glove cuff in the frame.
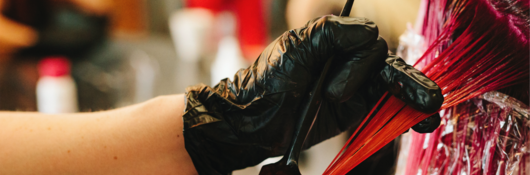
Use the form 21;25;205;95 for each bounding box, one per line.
183;84;222;129
182;83;274;174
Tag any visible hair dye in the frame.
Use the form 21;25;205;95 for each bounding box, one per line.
324;0;529;174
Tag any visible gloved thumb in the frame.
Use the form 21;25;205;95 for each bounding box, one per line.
324;37;388;102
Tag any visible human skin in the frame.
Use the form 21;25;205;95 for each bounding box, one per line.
0;94;198;175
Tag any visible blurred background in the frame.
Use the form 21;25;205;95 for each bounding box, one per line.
0;0;421;174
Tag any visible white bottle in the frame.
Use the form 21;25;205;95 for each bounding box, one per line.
36;57;78;113
169;8;214;90
210;12;249;85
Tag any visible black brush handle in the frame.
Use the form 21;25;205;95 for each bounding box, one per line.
259;1;354;174
281;0;356;165
340;0;355;16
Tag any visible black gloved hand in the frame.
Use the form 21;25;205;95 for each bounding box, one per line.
182;16;443;175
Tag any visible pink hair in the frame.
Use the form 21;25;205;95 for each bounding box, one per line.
324;0;529;174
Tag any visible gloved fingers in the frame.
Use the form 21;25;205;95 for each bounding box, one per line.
411;113;441;133
255;15;381;94
324;36;388;102
283;15;379;71
379;56;444;113
322;16;379;51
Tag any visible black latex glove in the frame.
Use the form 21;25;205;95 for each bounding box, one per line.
183;16;443;175
411;113;441;133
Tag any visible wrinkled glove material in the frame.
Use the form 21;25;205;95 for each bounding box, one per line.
182;16;442;175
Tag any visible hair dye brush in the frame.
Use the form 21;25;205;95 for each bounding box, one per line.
258;1;355;174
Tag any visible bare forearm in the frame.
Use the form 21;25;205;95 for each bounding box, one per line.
0;94;197;175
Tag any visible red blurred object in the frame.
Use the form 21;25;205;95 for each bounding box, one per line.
234;0;267;60
185;0;225;13
185;0;268;61
38;56;71;77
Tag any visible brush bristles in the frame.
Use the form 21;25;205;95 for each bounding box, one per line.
324;0;529;174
